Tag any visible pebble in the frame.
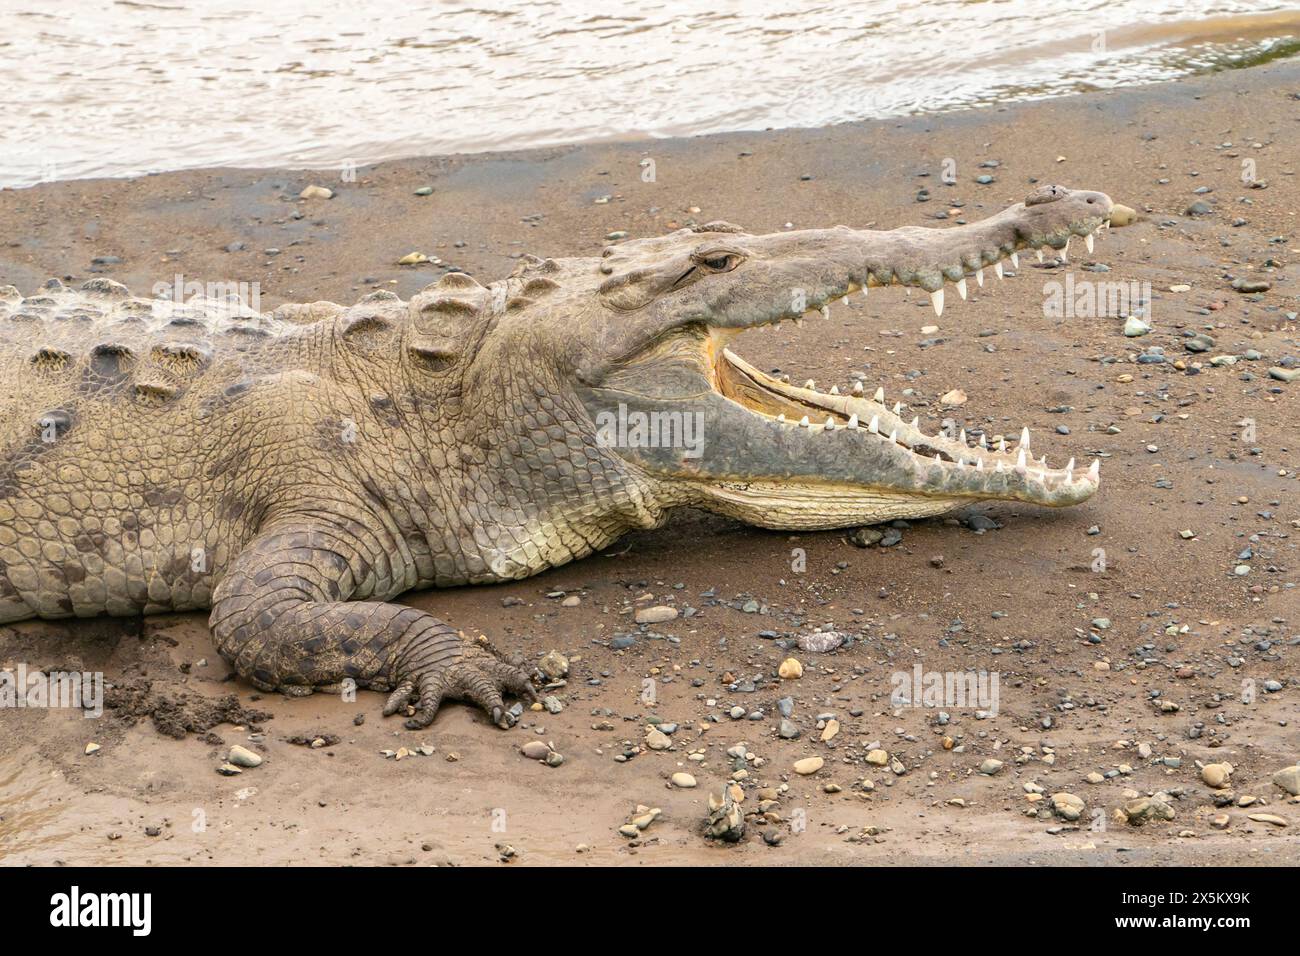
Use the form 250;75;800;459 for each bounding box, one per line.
520;741;551;761
635;605;678;624
866;749;889;766
298;185;333;199
228;745;262;768
1201;762;1233;789
940;389;967;406
1051;792;1085;821
1272;765;1300;796
820;719;840;743
1109;203;1137;226
1123;316;1151;337
645;729;671;750
671;772;697;788
1247;813;1288;827
778;657;803;679
84;743;101;755
978;758;1004;776
706;788;745;842
538;649;569;679
798;630;845;653
793;756;824;775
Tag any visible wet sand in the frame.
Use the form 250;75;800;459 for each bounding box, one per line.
1;60;1298;866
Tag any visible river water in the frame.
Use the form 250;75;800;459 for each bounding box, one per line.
2;1;1299;188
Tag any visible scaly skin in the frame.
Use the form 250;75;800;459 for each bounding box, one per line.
0;184;1113;729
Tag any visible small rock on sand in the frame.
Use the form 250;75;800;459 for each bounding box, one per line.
298;185;333;200
778;657;803;679
1201;762;1233;789
1272;765;1300;796
671;772;697;788
228;745;262;768
793;756;824;775
635;605;678;624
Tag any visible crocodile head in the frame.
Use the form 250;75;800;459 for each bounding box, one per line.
530;185;1113;530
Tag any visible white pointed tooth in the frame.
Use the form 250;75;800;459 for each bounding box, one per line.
803;379;816;390
1065;458;1075;481
934;453;942;463
840;295;848;305
1016;447;1027;469
910;416;919;429
1066;457;1075;473
889;429;898;442
978;435;988;449
1011;252;1019;268
1039;453;1048;467
975;267;984;287
976;459;984;471
995;461;1005;473
997;437;1007;453
824;417;835;430
892;402;902;414
829;384;840;395
994;261;1003;279
847;413;858;429
777;414;786;423
869;416;879;433
1019;426;1031;449
1084;233;1094;253
799;416;810;427
930;287;944;317
1060;237;1069;262
873;386;884;402
956;277;967;300
956;458;965;469
1036;248;1044;263
852;380;864;394
1088;459;1100;478
959;428;967;445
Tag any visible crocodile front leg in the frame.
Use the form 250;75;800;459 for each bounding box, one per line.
209;522;538;728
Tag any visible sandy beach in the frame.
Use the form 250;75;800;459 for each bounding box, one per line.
1;59;1298;866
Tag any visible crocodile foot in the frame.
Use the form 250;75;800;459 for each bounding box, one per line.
382;640;540;730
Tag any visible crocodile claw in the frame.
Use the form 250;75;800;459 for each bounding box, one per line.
383;646;539;730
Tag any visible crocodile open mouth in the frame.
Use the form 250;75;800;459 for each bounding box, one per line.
701;219;1113;500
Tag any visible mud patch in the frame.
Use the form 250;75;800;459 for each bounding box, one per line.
105;677;272;739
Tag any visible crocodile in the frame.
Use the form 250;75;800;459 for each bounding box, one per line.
0;184;1112;730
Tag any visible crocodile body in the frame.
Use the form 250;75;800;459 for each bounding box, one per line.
0;185;1113;728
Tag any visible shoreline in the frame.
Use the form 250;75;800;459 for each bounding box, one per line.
1;59;1298;866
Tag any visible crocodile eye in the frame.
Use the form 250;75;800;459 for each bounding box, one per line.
698;252;741;272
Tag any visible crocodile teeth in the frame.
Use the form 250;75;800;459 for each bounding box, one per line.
975;267;984;287
1016;448;1027;468
1036;248;1044;263
910;417;919;429
852;380;864;395
1061;237;1070;262
873;386;885;402
889;429;898;442
829;385;840;395
930;288;944;317
803;379;816;390
777;414;786;423
1065;457;1075;481
994;261;1003;279
997;437;1007;453
958;428;967;444
799;416;810;427
956;277;967;300
869;415;879;433
1088;459;1100;478
1085;233;1094;253
892;402;902;414
1010;252;1019;268
1020;426;1031;449
847;413;858;428
824;416;836;430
